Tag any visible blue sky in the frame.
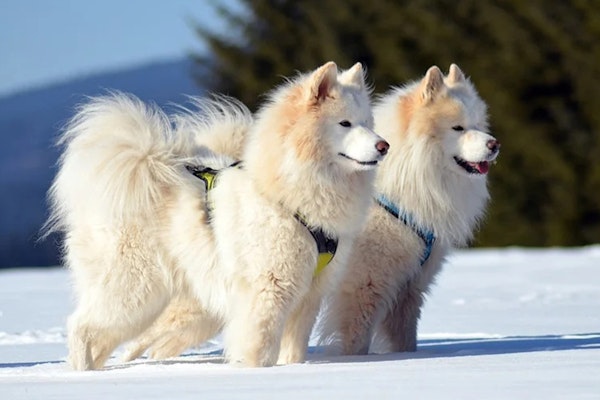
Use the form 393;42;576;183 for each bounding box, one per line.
0;0;239;97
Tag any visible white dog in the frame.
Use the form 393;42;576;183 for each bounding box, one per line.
44;61;388;369
121;64;499;362
319;64;500;354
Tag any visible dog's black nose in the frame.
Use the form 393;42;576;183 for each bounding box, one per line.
376;140;389;156
487;139;500;153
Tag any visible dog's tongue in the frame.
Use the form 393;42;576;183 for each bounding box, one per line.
473;161;490;174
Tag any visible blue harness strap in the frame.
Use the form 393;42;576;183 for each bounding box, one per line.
375;194;436;266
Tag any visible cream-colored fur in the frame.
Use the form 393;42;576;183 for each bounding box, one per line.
126;64;499;360
45;61;388;370
320;64;500;354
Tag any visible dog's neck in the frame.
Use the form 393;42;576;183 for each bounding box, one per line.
373;91;489;247
244;140;374;236
376;138;489;248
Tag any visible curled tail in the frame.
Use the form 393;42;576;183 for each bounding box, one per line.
44;92;188;235
173;95;252;160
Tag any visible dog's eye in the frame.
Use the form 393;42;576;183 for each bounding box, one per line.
452;125;465;132
339;120;352;128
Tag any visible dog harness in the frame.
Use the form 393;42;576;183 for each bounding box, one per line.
186;163;338;276
293;213;338;276
186;164;223;192
375;193;436;266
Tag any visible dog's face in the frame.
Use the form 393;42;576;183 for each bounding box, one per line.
248;61;389;197
326;64;389;171
290;62;389;172
412;64;500;178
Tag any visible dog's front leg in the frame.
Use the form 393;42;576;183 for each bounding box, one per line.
380;279;424;352
277;290;322;365
224;272;300;367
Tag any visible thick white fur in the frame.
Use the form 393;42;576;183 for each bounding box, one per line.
46;62;387;370
122;64;498;361
319;64;500;354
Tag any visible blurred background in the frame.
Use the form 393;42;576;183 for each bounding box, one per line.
1;0;599;268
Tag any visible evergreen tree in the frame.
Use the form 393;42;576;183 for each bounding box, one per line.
191;0;600;246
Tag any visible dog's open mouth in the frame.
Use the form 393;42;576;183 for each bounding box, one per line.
338;153;379;166
453;156;490;174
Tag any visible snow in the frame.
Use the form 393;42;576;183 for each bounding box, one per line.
1;247;599;399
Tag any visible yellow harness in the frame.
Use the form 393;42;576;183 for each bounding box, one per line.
293;213;338;276
186;164;338;276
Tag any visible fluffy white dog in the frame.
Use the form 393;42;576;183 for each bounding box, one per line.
320;64;500;354
45;62;388;369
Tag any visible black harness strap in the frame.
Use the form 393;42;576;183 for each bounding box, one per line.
294;213;339;276
186;162;338;275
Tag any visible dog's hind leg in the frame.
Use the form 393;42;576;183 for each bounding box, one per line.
68;287;170;370
66;254;171;369
150;311;222;360
67;302;128;370
90;329;127;369
124;295;223;361
66;312;94;371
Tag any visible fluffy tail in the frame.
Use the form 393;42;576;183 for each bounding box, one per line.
173;95;252;160
44;92;189;235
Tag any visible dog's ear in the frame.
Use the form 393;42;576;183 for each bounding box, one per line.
307;61;338;104
447;64;465;84
420;66;445;103
338;62;365;87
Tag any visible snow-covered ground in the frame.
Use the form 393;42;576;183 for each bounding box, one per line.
1;247;599;399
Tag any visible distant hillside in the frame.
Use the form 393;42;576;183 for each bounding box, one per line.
0;58;203;267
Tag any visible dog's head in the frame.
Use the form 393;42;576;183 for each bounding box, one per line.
317;62;389;172
400;64;500;178
253;61;388;174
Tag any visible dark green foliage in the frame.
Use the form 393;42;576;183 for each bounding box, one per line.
191;0;600;246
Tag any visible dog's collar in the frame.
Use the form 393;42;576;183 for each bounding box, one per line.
375;193;436;266
186;162;337;275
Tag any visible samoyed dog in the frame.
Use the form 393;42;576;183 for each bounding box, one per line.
319;64;500;355
121;64;499;361
44;61;388;370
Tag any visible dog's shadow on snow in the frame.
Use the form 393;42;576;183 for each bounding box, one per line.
104;349;226;370
118;331;600;368
3;332;599;371
306;332;600;364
